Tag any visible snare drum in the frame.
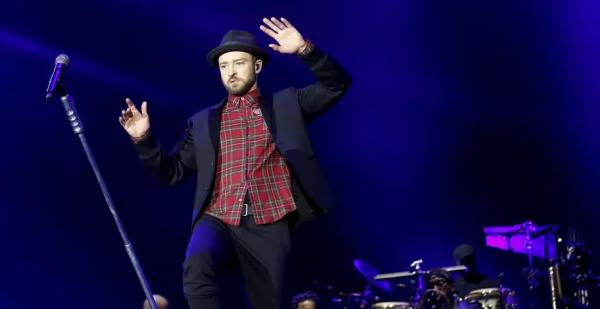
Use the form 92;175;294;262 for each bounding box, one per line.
460;288;517;309
371;302;412;309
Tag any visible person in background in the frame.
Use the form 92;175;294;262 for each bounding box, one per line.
416;268;454;309
452;244;499;297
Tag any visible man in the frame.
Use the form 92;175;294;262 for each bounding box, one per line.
118;17;351;309
452;244;499;297
416;269;454;309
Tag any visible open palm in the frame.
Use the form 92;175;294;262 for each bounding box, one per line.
118;98;150;138
259;17;306;54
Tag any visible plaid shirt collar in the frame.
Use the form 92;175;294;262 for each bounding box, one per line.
225;88;260;110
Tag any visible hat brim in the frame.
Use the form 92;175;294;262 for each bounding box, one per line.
207;44;269;67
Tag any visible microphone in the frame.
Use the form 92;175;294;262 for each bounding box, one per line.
46;54;70;100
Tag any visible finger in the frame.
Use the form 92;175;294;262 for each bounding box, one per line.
281;17;294;28
141;101;148;116
125;97;134;108
259;25;278;39
262;18;280;33
118;116;126;127
268;44;281;52
122;109;133;123
270;17;286;30
125;98;140;113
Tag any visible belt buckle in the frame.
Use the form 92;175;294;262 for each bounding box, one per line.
242;203;250;216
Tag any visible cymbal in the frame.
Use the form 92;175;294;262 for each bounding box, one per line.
483;221;557;238
374;265;467;281
483;221;558;260
353;259;393;293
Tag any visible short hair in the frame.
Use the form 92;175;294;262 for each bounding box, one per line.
291;290;319;309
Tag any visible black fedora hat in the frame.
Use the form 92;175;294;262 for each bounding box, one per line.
207;30;269;67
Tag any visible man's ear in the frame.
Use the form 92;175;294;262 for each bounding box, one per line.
254;59;263;74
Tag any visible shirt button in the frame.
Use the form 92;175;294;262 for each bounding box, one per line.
238;198;242;202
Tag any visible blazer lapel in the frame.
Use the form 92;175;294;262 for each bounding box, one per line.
207;99;226;152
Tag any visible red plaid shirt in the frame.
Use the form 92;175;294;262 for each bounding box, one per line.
204;88;296;225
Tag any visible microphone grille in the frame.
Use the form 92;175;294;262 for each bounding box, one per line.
55;54;70;66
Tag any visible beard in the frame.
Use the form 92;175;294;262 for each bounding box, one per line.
223;73;257;96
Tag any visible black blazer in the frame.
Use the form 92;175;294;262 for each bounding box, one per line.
133;46;352;228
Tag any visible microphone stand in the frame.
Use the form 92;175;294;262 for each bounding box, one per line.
50;83;159;309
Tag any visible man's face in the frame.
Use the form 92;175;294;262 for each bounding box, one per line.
218;51;259;96
431;278;453;296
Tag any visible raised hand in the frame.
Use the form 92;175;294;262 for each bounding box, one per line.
118;98;150;139
259;17;307;55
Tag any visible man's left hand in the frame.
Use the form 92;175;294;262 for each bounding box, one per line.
259;17;307;55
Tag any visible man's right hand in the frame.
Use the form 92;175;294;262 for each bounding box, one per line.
118;98;150;139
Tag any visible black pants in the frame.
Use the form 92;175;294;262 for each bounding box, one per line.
182;214;291;309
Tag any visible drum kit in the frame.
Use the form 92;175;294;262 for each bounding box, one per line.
324;258;515;309
484;221;597;308
318;221;596;309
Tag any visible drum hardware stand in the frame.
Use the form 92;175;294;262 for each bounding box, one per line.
410;259;426;302
359;281;376;307
46;55;159;309
497;272;505;289
522;221;542;292
561;227;594;308
548;260;564;309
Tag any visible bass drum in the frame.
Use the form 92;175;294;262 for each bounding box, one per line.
371;302;413;309
457;288;517;309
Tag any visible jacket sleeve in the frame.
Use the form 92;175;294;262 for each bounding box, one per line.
132;118;197;185
296;45;352;122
